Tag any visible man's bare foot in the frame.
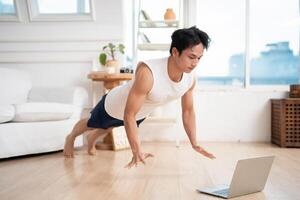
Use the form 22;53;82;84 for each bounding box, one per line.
64;135;75;158
87;132;99;156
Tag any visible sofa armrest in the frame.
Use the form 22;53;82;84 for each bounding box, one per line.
28;86;88;107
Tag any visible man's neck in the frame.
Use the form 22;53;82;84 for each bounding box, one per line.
167;56;183;82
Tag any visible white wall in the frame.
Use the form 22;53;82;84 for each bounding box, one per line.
139;89;288;142
0;0;125;107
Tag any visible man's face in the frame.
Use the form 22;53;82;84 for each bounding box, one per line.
172;43;204;73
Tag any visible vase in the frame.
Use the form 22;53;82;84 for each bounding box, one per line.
105;60;119;74
164;8;176;20
105;60;119;67
102;66;114;74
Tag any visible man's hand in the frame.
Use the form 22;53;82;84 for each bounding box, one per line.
193;145;216;159
125;152;154;169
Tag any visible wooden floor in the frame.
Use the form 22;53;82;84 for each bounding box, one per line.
0;142;299;200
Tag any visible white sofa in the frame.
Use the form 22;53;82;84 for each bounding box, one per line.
0;68;88;159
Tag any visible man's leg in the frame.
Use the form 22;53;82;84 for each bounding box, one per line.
86;127;113;155
64;118;93;158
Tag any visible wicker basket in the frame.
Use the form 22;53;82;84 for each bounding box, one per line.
271;99;300;147
290;84;300;98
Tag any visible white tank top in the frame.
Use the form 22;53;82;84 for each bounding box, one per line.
104;57;194;120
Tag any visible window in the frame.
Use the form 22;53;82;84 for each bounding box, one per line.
0;0;20;21
196;0;245;86
249;0;299;85
195;0;299;86
27;0;95;21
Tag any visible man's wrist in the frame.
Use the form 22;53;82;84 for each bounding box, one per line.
131;147;141;154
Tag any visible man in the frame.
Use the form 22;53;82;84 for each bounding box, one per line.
64;26;216;168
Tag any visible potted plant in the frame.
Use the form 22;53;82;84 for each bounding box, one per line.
99;43;125;73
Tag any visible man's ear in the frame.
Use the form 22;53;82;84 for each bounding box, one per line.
171;47;179;57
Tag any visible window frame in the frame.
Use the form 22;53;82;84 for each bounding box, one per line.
26;0;95;22
0;0;22;22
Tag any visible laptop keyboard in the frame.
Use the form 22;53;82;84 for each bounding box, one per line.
213;188;229;196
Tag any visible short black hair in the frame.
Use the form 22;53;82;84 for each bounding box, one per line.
169;26;211;55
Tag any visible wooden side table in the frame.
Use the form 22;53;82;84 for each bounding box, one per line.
87;71;134;150
88;72;133;89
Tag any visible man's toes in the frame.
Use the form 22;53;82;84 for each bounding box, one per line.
66;155;74;158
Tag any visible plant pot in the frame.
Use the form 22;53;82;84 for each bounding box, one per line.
104;60;119;74
103;66;115;74
105;60;119;67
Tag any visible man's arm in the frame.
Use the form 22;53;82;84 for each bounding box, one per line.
124;62;154;168
181;79;216;159
181;79;197;146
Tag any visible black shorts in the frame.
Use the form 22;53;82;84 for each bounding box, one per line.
87;94;145;129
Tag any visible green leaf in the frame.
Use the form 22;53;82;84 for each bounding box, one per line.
118;44;125;54
99;53;107;66
108;43;115;49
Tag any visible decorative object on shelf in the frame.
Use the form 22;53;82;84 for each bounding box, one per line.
140;9;156;27
138;32;151;43
289;84;300;98
140;9;151;20
99;43;125;73
164;8;176;20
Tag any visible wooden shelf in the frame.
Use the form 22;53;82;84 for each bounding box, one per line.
139;20;179;28
138;43;170;51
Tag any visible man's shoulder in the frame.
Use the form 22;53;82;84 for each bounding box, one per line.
140;57;168;68
132;63;154;94
135;62;154;84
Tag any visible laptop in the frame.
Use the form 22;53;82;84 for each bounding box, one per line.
197;156;275;199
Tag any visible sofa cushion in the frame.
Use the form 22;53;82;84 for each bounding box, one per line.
0;68;32;105
13;102;74;122
0;105;15;123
